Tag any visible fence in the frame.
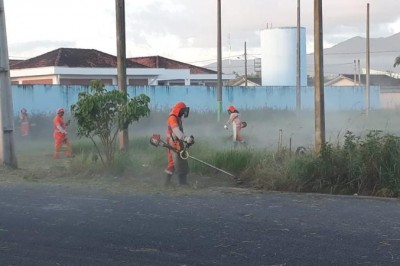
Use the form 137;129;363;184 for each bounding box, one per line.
12;85;381;115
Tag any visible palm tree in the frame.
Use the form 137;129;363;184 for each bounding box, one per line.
394;56;400;68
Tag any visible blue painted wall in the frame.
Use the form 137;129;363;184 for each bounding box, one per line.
12;85;380;115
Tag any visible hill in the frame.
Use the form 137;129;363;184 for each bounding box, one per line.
308;32;400;77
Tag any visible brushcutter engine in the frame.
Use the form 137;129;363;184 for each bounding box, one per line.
149;134;181;152
150;134;191;159
149;134;163;147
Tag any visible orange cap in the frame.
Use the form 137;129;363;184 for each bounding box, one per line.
228;105;236;113
57;108;64;114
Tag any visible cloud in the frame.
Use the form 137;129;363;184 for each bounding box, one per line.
4;0;400;65
387;18;400;34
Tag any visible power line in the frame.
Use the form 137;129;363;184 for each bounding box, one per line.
187;53;260;65
324;50;400;56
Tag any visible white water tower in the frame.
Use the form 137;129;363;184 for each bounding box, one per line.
260;27;307;86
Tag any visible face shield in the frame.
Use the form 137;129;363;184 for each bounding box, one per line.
179;107;190;118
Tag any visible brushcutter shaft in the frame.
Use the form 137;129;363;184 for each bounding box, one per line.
187;155;236;178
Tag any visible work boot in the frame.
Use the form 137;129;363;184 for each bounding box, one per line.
165;174;172;187
178;174;188;186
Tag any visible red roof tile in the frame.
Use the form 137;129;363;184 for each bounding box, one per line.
128;56;216;74
11;48;147;69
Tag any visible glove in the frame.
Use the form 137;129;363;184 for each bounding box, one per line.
183;135;195;145
224;125;228;130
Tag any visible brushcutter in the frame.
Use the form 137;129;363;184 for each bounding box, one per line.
149;134;242;184
223;121;248;144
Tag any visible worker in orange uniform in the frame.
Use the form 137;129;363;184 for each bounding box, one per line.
165;102;194;186
224;105;247;147
53;108;71;159
19;108;30;137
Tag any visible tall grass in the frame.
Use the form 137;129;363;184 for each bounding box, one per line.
14;109;400;197
287;130;400;197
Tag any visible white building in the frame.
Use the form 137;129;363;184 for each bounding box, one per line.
260;27;307;86
10;48;235;86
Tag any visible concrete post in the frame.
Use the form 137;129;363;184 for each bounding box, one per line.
0;0;17;167
116;0;128;150
314;0;325;154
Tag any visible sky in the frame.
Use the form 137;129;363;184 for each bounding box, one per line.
3;0;400;66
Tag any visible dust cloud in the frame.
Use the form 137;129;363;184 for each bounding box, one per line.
132;108;400;153
13;108;400;158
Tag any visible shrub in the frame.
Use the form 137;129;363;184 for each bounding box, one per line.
286;130;400;196
71;80;150;165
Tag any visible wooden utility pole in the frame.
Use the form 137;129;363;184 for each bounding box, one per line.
217;0;222;121
116;0;128;150
314;0;325;153
296;0;301;114
244;41;247;87
365;3;370;115
0;0;17;168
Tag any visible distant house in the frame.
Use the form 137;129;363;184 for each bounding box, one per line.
325;74;400;109
226;76;261;86
10;48;234;86
325;74;400;88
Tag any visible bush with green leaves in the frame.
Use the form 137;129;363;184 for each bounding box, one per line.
287;130;400;196
71;80;150;165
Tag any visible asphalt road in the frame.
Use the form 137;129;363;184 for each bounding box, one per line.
0;183;399;266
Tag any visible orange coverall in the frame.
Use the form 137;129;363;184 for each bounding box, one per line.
53;114;71;158
227;112;245;143
165;102;189;177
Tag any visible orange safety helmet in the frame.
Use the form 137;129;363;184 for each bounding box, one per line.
56;108;65;115
170;101;190;118
227;105;238;114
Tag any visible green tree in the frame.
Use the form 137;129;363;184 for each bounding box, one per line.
71;80;150;165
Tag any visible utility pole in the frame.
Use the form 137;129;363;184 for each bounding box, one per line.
244;41;247;87
116;0;128;150
217;0;222;121
296;0;301;114
0;0;17;167
314;0;325;154
366;3;370;116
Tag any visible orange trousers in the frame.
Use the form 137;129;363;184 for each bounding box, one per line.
53;132;71;158
165;149;175;174
164;137;189;176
